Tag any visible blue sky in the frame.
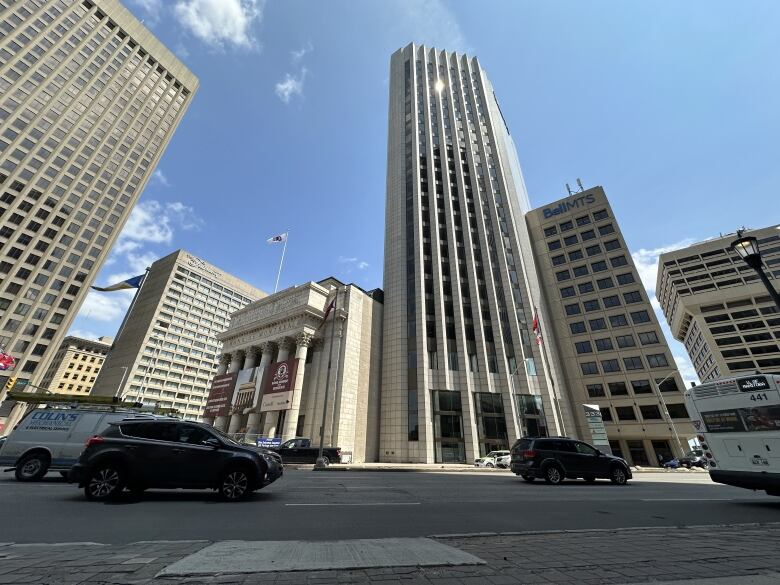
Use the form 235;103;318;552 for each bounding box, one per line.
70;0;780;386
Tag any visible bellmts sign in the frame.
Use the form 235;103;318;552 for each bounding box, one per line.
542;193;596;219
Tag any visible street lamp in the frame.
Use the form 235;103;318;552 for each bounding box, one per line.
732;230;780;310
653;373;687;458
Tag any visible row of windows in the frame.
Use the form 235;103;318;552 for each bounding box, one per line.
575;331;660;354
542;208;610;237
564;290;643;313
570;310;653;334
555;255;629;281
600;401;688;423
580;353;669;375
551;238;621;266
587;376;679;398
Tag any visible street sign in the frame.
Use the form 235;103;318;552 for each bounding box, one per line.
256;437;282;449
583;404;612;454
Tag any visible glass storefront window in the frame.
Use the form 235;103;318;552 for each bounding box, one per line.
474;392;508;455
432;390;465;463
515;394;549;438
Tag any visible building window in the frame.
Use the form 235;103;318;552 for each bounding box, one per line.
569;250;584;261
616;273;635;285
616;334;636;348
657;377;679;393
601;359;621;373
647;353;669;368
615;406;637;421
591;260;608;272
576;215;591;227
515;394;548;438
548;240;562;251
604;239;621;251
581;229;596;241
609;382;629;396
575;341;593;354
595;338;613;351
432;390;465;463
589;318;607;331
596;277;614;289
666;403;689;419
565;303;582;316
583;299;600;312
638;331;659;345
630;310;651;324
573;265;589;277
564;235;578;246
593;209;609;221
631;380;653;394
578;282;595;294
560;286;576;298
474;392;508;455
560;220;574;232
609;314;629;328
639;405;662;420
570;321;587;334
600;407;613;422
598;223;615;235
580;362;599;375
603;295;621;308
586;244;602;257
610;255;628;268
552;254;566;266
556;269;571;282
544;226;557;237
623;291;642;304
623;356;644;370
586;384;605;398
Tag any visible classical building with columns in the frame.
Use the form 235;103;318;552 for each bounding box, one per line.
209;278;383;463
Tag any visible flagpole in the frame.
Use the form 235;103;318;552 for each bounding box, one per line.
273;230;289;294
111;267;150;351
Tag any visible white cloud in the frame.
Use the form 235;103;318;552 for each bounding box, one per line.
130;0;163;24
338;256;369;271
674;354;700;390
118;200;203;246
275;68;307;104
151;169;170;187
67;329;102;342
78;290;134;323
126;251;158;274
393;0;467;53
338;256;357;264
291;42;313;63
357;261;369;270
174;0;263;50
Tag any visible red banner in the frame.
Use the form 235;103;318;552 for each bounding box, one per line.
204;372;238;418
261;359;298;412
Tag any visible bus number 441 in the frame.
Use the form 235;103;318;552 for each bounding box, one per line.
749;392;769;401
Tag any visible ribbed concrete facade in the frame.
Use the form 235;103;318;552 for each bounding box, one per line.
657;225;780;382
38;334;111;394
526;187;693;464
0;0;197;396
381;44;570;464
90;250;264;419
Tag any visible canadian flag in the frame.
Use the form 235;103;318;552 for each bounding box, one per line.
532;313;542;345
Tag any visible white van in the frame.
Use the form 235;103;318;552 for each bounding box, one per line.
0;407;159;481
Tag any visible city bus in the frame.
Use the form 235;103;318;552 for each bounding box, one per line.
684;373;780;496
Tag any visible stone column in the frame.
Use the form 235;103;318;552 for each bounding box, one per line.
247;342;276;436
243;347;259;370
227;412;245;435
227;350;245;374
267;338;293;438
213;415;229;431
282;332;313;440
216;354;230;376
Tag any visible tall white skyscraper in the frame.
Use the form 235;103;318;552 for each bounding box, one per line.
380;44;573;463
0;0;197;394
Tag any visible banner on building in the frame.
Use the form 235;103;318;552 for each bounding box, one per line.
260;358;298;412
204;372;239;418
583;404;612;455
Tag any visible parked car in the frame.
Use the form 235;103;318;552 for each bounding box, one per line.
510;437;632;485
679;449;707;469
68;419;283;501
474;450;511;468
0;407;155;481
663;458;680;469
271;438;341;464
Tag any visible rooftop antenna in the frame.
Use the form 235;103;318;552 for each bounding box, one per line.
576;178;584;192
565;183;573;196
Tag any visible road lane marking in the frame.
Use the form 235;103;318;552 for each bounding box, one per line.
641;498;735;502
285;502;421;506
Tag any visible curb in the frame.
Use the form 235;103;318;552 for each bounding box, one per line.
286;465;708;474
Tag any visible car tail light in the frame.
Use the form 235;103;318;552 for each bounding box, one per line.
85;436;104;448
522;450;536;459
705;452;713;459
697;435;705;442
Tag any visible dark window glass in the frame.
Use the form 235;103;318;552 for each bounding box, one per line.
604;239;621;251
584;299;600;312
638;331;659;345
589;318;607;331
592;260;608;272
586;384;605;398
595;338;613;351
573;265;589;277
569;250;584;261
548;240;562;251
615;406;636;421
575;341;593;354
564;235;578;246
616;273;635;285
600;407;613;421
580;361;599;375
570;321;587;334
639;405;662;420
581;229;596;241
601;359;621;373
578;282;595;294
609;314;629;327
623;291;643;303
616;334;636;348
631;380;653;394
556;269;571;281
603;295;621;308
631;310;652;324
560;220;574;232
647;353;669;367
623;356;644;370
666;403;689;419
610;255;628;268
593;209;609;221
576;215;591;227
560;286;576;298
598;223;615;235
544;226;557;237
586;244;602;257
609;382;629;396
565;303;581;315
552;254;566;266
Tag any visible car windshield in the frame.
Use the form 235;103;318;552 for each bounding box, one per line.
212;427;241;446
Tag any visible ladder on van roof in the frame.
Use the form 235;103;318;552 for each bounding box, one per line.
4;391;178;415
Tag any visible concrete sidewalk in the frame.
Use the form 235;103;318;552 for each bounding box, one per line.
1;523;779;584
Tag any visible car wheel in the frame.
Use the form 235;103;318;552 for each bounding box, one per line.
486;462;494;468
583;475;596;483
321;456;330;466
84;464;125;501
610;466;628;485
521;475;535;482
15;453;50;482
219;468;251;501
543;464;564;485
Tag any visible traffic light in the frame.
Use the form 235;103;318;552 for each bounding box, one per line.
4;377;16;390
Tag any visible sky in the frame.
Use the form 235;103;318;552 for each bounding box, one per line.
69;0;780;388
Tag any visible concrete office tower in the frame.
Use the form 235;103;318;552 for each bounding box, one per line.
90;250;265;419
214;278;384;463
657;225;780;382
38;334;112;394
526;186;692;465
0;0;197;393
381;44;571;464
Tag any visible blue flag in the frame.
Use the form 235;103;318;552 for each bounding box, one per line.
91;274;145;292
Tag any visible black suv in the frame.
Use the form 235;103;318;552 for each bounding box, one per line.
510;437;631;485
69;419;283;501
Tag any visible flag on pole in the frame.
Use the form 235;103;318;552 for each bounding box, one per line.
316;298;336;331
532;312;543;345
91;274;145;292
267;232;288;244
0;349;15;371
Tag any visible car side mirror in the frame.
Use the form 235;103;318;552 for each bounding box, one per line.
203;438;220;449
595;450;602;456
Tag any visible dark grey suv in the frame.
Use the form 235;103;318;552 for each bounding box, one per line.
510;437;631;485
69;419;283;501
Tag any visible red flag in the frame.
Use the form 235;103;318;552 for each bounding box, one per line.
532;313;542;345
316;299;335;331
0;350;15;371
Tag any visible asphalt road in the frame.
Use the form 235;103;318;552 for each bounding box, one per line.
2;469;779;544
